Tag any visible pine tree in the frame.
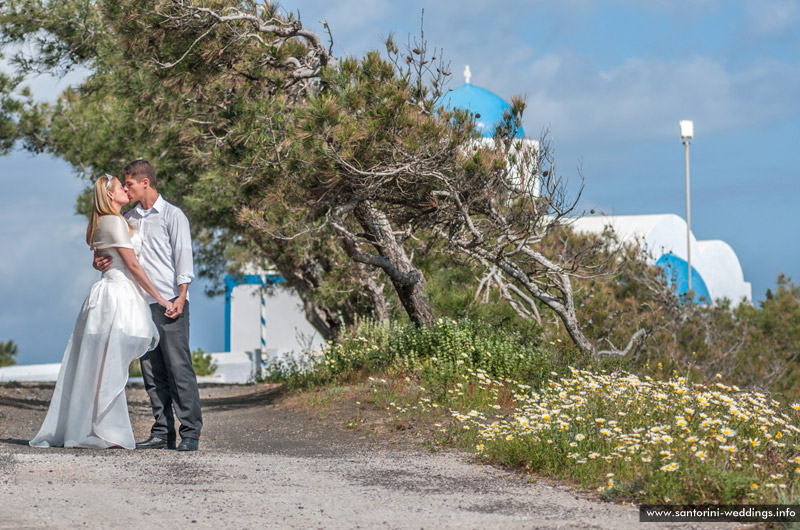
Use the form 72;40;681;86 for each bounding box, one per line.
0;339;17;368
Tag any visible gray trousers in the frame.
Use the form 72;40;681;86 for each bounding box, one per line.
141;302;202;440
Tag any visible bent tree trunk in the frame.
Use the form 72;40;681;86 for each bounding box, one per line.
440;230;646;359
353;201;433;327
329;200;434;327
357;262;390;322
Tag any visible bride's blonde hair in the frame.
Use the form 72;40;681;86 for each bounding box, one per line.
86;175;129;246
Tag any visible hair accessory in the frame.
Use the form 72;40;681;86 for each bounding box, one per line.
104;174;115;190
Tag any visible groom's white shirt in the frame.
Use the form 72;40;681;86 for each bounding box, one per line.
125;194;195;305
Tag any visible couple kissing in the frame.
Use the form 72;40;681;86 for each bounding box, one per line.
29;159;202;452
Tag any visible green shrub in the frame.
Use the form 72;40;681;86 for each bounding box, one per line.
128;349;217;378
0;339;17;368
419;252;540;340
192;348;217;376
267;317;629;395
129;359;142;377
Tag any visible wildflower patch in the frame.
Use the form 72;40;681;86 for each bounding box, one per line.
445;367;800;503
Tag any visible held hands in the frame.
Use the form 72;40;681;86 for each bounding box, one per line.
165;296;186;319
159;299;175;314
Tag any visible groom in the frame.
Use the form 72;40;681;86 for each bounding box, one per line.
94;159;202;451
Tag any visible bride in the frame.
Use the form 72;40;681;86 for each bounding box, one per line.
30;175;172;449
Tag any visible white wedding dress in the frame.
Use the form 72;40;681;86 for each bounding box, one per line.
30;215;159;449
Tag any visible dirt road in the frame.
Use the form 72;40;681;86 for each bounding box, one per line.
0;384;745;529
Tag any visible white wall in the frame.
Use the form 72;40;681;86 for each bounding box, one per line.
569;214;752;305
230;284;325;360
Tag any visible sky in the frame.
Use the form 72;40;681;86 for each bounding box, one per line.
1;0;798;365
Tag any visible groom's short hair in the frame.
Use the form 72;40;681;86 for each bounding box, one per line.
123;159;157;188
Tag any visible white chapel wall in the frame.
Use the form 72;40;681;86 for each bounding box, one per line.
230;283;325;360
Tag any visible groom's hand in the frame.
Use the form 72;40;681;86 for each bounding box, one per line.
165;296;185;319
92;248;113;272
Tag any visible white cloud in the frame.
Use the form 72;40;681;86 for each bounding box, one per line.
282;0;800;152
492;52;800;145
745;0;800;37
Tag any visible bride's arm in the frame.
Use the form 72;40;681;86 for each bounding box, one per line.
116;248;172;309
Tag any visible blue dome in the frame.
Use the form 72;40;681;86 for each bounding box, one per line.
656;254;711;304
438;83;525;139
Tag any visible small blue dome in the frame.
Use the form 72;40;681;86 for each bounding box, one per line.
438;83;525;139
656;254;711;304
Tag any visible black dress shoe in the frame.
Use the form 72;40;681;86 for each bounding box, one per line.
177;438;199;452
135;436;176;450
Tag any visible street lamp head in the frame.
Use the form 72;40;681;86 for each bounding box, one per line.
679;120;694;141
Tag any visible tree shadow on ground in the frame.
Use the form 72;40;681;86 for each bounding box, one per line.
0;396;49;410
0;438;32;446
0;383;54;390
0;384;285;412
200;385;285;412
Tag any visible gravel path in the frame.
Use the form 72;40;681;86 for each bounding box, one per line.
0;384;747;529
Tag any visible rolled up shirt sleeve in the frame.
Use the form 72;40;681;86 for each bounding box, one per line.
169;209;195;286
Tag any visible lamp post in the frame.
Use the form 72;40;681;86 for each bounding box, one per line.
679;120;694;292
